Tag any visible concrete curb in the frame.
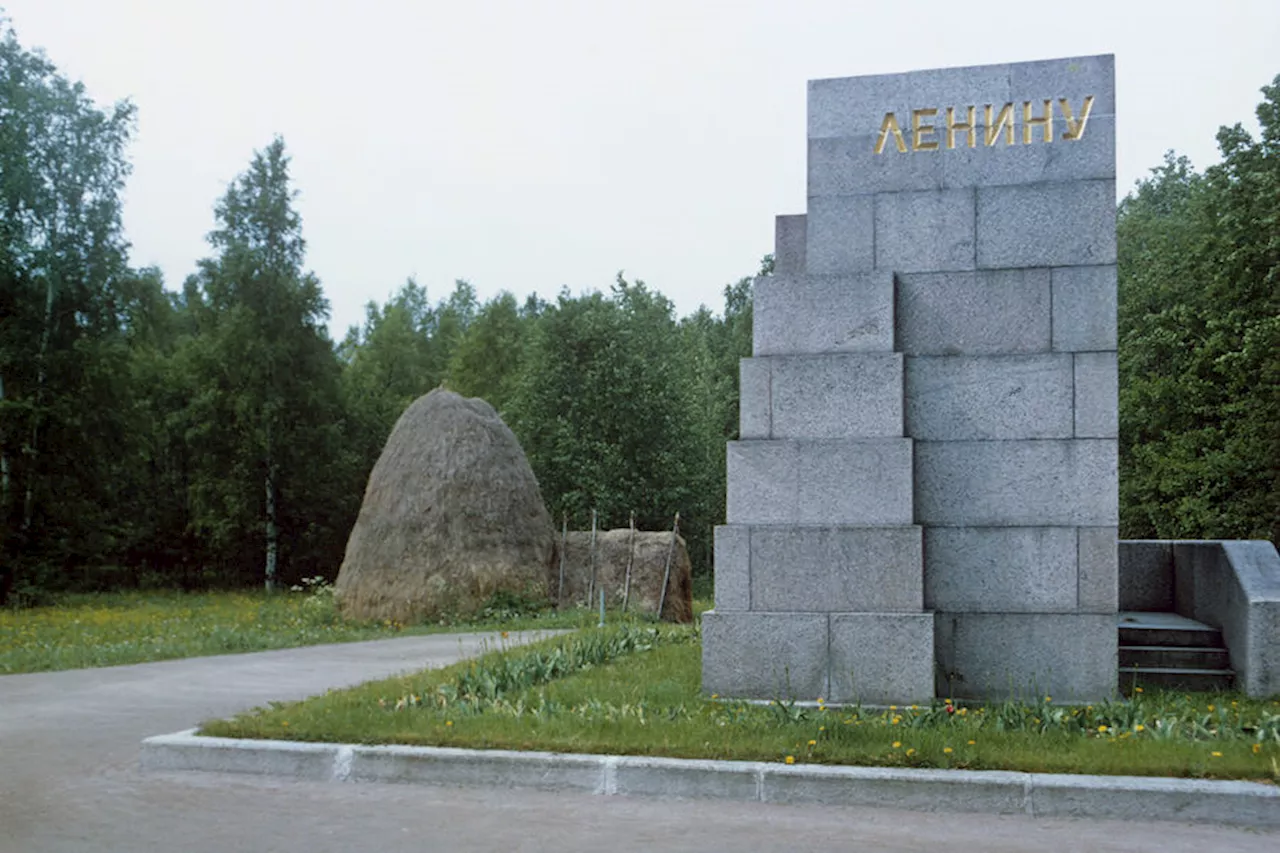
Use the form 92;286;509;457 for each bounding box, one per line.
140;729;1280;827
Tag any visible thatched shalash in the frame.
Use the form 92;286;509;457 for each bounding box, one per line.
334;389;555;622
554;528;693;623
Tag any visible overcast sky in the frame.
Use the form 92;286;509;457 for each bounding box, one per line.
4;0;1279;338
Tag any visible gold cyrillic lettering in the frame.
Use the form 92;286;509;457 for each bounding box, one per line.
984;103;1016;146
946;106;976;149
874;112;908;154
1059;95;1095;140
1022;99;1053;144
912;108;939;151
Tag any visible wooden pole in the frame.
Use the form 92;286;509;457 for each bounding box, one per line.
556;511;568;606
657;512;680;621
587;508;598;606
621;511;636;613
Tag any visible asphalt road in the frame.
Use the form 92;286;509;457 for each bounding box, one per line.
1;633;1275;853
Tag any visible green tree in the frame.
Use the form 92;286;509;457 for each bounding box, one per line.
448;290;528;413
0;18;136;601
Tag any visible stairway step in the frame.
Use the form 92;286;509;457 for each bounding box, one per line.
1119;666;1235;693
1118;612;1223;649
1119;645;1231;669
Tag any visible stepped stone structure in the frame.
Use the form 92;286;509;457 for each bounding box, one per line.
703;54;1119;704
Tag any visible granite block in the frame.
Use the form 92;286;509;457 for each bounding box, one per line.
753;272;893;355
350;745;602;791
1009;54;1115;120
1073;352;1118;438
808;62;1013;140
914;439;1118;526
976;180;1117;269
713;525;751;611
874;189;976;273
896;269;1051;356
701;610;828;700
923;527;1078;613
775;215;808;275
934;612;1118;702
808;135;944;196
805;196;876;274
829;613;935;704
727;439;914;526
763;765;1028;813
904;354;1073;440
769;353;904;439
750;526;923;612
738;358;771;439
1052;265;1117;351
1118;540;1174;611
613;756;762;801
939;115;1115;189
1078;527;1118;612
1029;773;1280;827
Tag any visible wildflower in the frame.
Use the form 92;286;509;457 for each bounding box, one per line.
501;631;509;639
892;741;901;749
445;720;453;727
910;704;918;710
889;705;898;711
1252;744;1261;754
943;747;953;754
1134;687;1143;693
819;726;825;732
785;755;795;765
906;748;916;756
1044;696;1052;703
711;694;719;699
1097;725;1108;733
1211;751;1222;758
968;740;976;745
1208;705;1215;712
281;721;289;727
945;704;955;714
808;739;817;746
1134;724;1145;732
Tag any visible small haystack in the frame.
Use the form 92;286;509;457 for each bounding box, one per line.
553;528;693;623
334;389;555;622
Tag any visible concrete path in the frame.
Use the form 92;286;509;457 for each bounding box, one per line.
1;635;1276;853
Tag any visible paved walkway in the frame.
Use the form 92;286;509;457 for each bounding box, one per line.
1;634;1276;852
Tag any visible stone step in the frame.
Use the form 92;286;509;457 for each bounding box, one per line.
1119;666;1235;694
1119;645;1231;670
1117;612;1223;649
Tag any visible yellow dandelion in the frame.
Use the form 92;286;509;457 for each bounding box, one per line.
889;705;897;711
1211;751;1222;758
943;747;953;754
968;740;976;745
911;704;918;710
281;721;289;727
906;748;916;756
711;694;719;699
819;726;825;732
808;739;817;746
445;720;453;727
1044;696;1052;703
892;741;901;749
1134;687;1143;693
1252;743;1261;754
1208;705;1216;712
785;755;795;765
1135;724;1145;732
1097;725;1108;733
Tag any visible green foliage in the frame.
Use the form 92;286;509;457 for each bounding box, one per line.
1118;75;1280;542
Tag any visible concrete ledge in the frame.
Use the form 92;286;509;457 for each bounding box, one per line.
141;729;1280;827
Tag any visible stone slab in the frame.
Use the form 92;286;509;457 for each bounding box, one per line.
914;439;1118;527
874;189;976;273
351;745;604;791
976;180;1117;269
764;765;1027;814
896;269;1051;356
712;525;750;611
701;610;828;700
769;353;904;438
804;195;875;274
1052;265;1117;351
753;272;893;355
829;612;935;704
934;612;1117;702
1029;773;1280;826
727;439;914;526
904;354;1073;440
1078;527;1119;612
1074;352;1118;438
738;358;772;439
774;214;808;275
139;729;338;780
612;756;762;800
1118;540;1175;612
923;527;1078;613
750;526;923;612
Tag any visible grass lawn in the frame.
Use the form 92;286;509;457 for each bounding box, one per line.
0;586;634;675
200;623;1280;782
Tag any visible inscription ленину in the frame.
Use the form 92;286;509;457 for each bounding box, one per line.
874;96;1095;154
